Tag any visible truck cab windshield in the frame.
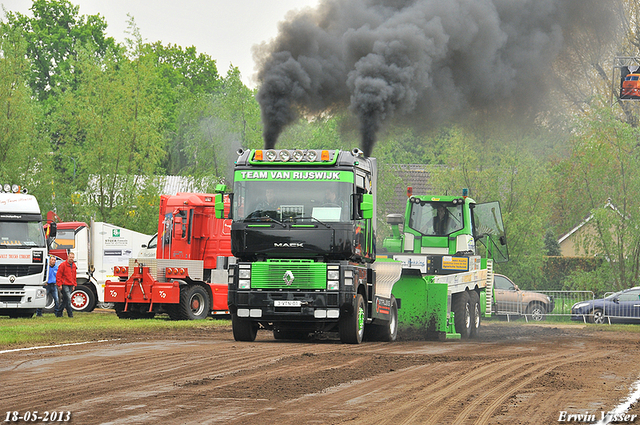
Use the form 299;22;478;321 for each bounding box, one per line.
0;220;46;248
408;202;463;236
233;180;352;223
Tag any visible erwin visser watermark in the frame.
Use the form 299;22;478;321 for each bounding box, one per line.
558;411;637;423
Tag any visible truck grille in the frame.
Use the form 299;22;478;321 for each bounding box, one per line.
0;265;44;277
0;284;26;302
251;260;326;290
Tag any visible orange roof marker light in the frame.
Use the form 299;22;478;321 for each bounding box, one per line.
321;150;330;161
254;150;263;161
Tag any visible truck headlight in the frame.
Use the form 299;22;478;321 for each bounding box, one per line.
327;270;339;280
238;269;251;279
327;281;339;291
36;288;46;298
238;280;251;289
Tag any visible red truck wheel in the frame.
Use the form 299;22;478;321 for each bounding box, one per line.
71;285;96;312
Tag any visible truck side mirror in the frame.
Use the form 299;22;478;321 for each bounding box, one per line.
173;216;185;239
360;193;373;220
47;221;57;239
386;214;403;238
214;193;225;219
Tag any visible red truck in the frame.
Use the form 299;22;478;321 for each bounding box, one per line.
105;192;233;319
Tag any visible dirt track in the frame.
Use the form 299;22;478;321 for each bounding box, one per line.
1;321;639;425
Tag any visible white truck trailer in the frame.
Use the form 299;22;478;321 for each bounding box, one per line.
50;220;153;311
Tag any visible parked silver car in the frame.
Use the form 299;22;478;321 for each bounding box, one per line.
493;274;555;321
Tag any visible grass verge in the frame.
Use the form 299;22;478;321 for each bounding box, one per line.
0;310;231;350
485;314;640;333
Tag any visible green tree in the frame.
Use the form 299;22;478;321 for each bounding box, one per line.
544;230;562;256
2;0;117;102
48;22;164;231
553;102;640;291
0;25;50;204
171;67;262;183
433;126;552;289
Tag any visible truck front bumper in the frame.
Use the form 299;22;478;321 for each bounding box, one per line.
0;286;47;309
229;290;355;322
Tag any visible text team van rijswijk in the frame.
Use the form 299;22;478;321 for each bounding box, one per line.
239;171;342;180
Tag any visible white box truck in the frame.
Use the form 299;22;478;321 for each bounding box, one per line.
50;220;153;311
0;190;50;318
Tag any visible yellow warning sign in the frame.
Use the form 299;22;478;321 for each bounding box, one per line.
442;256;469;270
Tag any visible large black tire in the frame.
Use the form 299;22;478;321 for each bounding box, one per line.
453;292;471;339
114;302;133;319
526;302;546;322
131;311;156;319
175;285;211;320
71;285;96;312
232;314;258;341
339;293;366;344
469;290;481;338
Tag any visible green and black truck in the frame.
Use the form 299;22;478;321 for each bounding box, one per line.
223;148;401;343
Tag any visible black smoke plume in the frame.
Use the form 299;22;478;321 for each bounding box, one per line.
255;0;619;156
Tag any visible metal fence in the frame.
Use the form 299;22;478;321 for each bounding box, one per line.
571;291;640;324
493;290;594;322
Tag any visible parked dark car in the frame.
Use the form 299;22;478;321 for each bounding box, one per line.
493;274;555;321
571;287;640;324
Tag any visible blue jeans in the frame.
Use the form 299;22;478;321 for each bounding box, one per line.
56;285;74;317
36;283;60;316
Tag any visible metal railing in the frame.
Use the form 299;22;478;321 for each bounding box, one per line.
494;290;595;322
571;291;640;324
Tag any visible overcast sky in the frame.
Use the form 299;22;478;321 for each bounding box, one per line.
0;0;320;88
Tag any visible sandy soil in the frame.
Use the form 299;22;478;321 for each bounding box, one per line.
1;322;639;425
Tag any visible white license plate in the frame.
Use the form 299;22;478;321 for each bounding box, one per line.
274;300;302;307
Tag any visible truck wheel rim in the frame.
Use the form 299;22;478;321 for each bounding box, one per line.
357;306;365;335
191;294;205;315
72;292;88;309
390;308;397;335
465;303;470;329
474;303;480;328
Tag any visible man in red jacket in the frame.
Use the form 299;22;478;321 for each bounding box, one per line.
55;252;77;318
